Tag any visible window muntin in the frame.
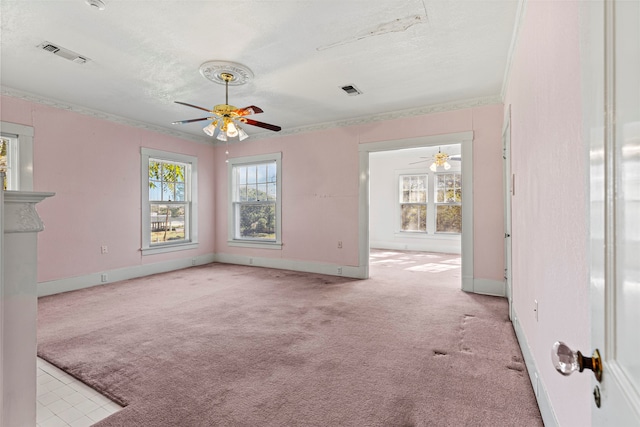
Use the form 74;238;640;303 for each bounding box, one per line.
399;174;427;232
228;153;282;248
141;149;197;254
435;173;462;233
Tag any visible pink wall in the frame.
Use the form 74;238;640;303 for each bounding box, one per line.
504;1;590;425
2;96;505;286
214;104;506;283
1;95;216;284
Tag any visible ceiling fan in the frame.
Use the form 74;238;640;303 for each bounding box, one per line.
172;72;281;141
410;147;461;171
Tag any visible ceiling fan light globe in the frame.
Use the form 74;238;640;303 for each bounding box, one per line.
216;132;227;142
226;121;239;138
203;123;217;136
237;126;249;141
430;163;437;172
444;162;451;170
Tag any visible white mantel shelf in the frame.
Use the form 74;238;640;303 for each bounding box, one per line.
1;190;54;427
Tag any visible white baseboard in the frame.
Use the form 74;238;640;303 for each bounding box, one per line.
472;278;506;297
213;253;367;279
512;308;559;427
370;241;461;254
37;253;216;297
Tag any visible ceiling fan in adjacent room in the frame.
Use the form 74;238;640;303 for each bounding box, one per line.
410;147;461;171
172;62;281;141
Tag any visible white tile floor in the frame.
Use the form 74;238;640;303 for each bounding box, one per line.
37;357;122;427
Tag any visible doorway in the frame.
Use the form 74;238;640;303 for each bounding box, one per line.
358;132;474;292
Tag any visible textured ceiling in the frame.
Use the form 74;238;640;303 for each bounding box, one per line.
0;0;519;142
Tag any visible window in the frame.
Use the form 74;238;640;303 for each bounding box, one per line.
141;148;198;254
228;153;282;248
0;134;15;190
435;173;462;233
0;122;34;191
399;174;427;232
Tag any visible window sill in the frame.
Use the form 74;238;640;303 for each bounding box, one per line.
142;242;198;256
227;240;282;250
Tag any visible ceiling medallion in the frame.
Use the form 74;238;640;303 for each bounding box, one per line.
199;61;254;86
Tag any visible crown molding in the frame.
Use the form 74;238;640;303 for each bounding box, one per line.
2;86;501;145
250;94;503;140
0;86;212;145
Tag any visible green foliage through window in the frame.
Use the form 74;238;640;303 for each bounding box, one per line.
233;161;277;241
435;173;462;233
149;159;188;244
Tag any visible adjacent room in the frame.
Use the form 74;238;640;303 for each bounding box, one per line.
2;1;638;426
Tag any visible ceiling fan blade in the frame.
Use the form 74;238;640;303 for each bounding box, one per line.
174;101;212;113
449;155;462;161
172;117;213;125
409;160;430;165
244;118;282;132
236;105;264;116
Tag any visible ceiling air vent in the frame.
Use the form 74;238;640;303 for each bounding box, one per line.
37;42;91;64
341;84;363;96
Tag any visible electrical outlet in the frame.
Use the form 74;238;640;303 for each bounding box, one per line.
337;267;342;275
101;245;108;254
191;258;196;266
534;300;538;322
249;258;253;265
337;241;343;249
101;273;108;283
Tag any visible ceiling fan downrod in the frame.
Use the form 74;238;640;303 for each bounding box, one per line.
221;72;233;106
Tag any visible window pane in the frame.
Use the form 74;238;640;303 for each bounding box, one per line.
162;184;174;201
257;164;267;183
238;203;276;239
175;183;185;201
238;166;247;185
149;181;162;201
239;185;248;202
257;183;267;200
247;165;257;184
401;204;426;232
149;160;162;180
173;164;185;182
246;185;257;202
436;205;462;233
267;162;276;182
150;204;186;244
267;183;276;201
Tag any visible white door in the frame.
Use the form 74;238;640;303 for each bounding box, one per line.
583;0;640;424
502;108;513;320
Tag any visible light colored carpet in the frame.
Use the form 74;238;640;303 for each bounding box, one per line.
38;251;542;426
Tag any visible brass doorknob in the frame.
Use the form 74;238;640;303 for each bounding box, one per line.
551;341;602;382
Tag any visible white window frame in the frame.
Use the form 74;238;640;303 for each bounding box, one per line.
141;148;198;255
0;121;34;191
227;152;282;249
434;171;462;234
398;173;428;233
